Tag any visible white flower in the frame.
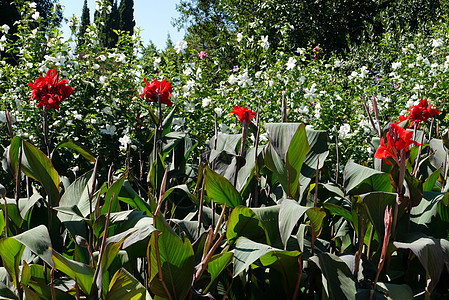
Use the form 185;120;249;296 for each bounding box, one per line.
286;57;297;70
183;67;193;76
174;40;188;54
334;60;341;68
0;111;7;123
214;107;223;117
119;135;131;151
359;66;369;78
153;57;161;69
115;53;126;63
31;11;40;20
184;102;195;112
237;70;253;87
236;33;243;43
30;2;37;8
202;97;212;108
259;35;269;50
314;102;321;119
182;80;195;92
92;63;100;70
100;124;116;135
338;123;351;139
98;55;106;61
1;25;10;34
228;74;237;84
73;111;83;120
432;38;443;47
413;84;424;90
391;61;402;70
296;105;309;114
304;84;317;100
103;106;113;115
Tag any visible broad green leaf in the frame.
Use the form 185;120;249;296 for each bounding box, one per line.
309;253;357;300
393;233;444;294
53;139;96;163
119;180;153;215
404;169;423;207
323;202;353;222
147;215;195;300
0;238;24;287
10;138;60;206
376;282;413;300
227;206;268;245
429;139;447;172
279;198;310;248
233;237;300;278
52;249;95;295
205;252;234;292
265;123;302;160
0;211;4;236
209;133;242;154
205;166;243;208
344;160;393;195
252;205;282;248
100;174;127;215
362;192;397;240
265;143;288;193
423;167;442;192
106;268;151;300
286;123;310;199
12;225;53;267
306;207;326;237
57;170;96;222
411;191;449;226
0;281;17;300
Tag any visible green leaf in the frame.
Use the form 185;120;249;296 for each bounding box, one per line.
106;268;151;300
309;253;357;300
423;167;442;192
265;143;288;193
252;205;282;248
344;160;392;195
57;170;96;222
205;166;243;208
53;139;96;163
286;123;310;199
305;207;326;237
100;174;127;215
393;233;444;294
205;252;234;292
233;237;300;278
265;123;302;160
323;202;353;222
119;180;153;215
148;215;195;300
52;249;95;295
404;169;423;207
411;191;449;226
227;206;268;245
10;138;60;206
0;238;24;287
279;198;311;248
362;192;397;240
376;282;413;300
12;225;53;267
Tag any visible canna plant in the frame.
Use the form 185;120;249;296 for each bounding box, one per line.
1;68;449;300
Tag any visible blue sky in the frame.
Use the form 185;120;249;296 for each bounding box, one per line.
59;0;186;50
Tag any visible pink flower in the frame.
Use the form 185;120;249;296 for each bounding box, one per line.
199;51;207;59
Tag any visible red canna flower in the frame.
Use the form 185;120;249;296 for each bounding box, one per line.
400;99;440;126
141;78;172;106
231;106;256;124
29;69;73;110
375;123;421;165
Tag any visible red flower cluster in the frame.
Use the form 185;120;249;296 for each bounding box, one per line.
141;78;173;106
375;123;421;165
231;106;255;124
29;69;73;110
400;99;440;126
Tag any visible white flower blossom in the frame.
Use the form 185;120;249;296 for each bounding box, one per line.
338;123;351;139
1;25;10;34
100;124;116;135
103;106;113;115
202;97;212;108
236;33;243;43
153;57;161;69
259;35;269;50
286;57;297;70
228;74;237;84
391;62;402;70
119;134;131;151
174;40;188;54
184;102;195;112
304;83;317;100
31;11;40;20
219;123;229;133
173;117;185;131
359;66;369;78
432;38;443;47
237;70;253;87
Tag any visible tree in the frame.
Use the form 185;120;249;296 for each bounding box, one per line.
78;0;90;46
95;0;119;48
118;0;135;34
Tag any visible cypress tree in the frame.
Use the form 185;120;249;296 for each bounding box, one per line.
78;0;90;46
118;0;135;34
95;0;119;48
